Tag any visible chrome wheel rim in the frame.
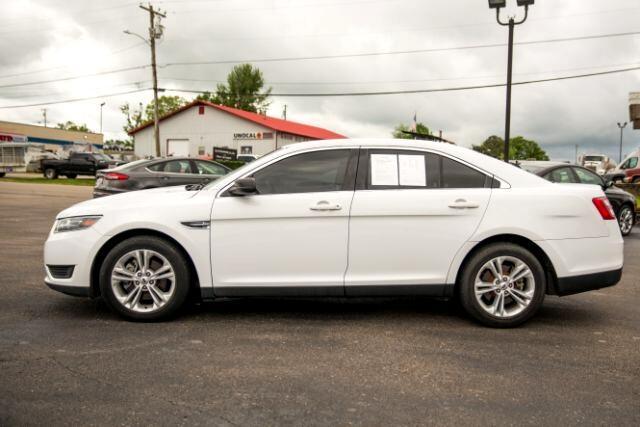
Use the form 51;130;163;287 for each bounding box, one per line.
619;208;634;235
110;249;176;313
474;256;535;318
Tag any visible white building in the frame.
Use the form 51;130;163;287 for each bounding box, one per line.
129;100;346;158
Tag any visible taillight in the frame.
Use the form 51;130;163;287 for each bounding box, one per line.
104;172;129;181
592;197;616;220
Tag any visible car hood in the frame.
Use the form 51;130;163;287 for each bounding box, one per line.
56;185;197;219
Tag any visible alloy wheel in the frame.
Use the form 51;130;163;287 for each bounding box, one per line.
110;249;176;313
474;256;535;318
619;207;634;235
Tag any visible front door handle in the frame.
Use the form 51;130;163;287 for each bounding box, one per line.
448;199;480;209
310;201;342;211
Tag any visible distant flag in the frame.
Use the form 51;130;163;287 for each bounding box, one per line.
410;112;417;132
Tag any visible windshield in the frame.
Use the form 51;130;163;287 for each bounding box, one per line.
584;156;604;162
93;153;111;161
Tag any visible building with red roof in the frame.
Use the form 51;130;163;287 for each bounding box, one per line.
129;100;347;158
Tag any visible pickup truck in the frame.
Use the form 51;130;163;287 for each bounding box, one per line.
41;152;125;179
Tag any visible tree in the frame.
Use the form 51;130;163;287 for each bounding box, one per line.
120;102;144;134
143;95;187;121
472;135;549;161
392;122;431;139
198;64;271;113
120;96;187;135
104;139;133;151
56;121;91;132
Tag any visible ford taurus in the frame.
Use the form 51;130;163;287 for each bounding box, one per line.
44;139;624;327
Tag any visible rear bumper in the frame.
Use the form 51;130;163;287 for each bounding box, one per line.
555;268;622;296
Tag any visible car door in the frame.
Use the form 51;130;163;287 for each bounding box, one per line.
345;149;493;295
211;148;358;296
148;159;196;187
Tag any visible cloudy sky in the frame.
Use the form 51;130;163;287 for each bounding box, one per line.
1;0;639;161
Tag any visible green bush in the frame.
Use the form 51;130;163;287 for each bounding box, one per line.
217;160;246;170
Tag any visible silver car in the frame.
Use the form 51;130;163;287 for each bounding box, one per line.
93;157;230;198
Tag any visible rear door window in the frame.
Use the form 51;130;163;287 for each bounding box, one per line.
148;160;193;174
441;157;487;188
544;167;577;183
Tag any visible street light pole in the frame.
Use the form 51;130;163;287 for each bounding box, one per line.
617;122;628;163
489;0;533;162
99;102;106;134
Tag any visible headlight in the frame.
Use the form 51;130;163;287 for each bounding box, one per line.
54;215;101;233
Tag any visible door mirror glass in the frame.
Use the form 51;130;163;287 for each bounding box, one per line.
228;177;258;196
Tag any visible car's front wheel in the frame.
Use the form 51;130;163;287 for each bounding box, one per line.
459;243;546;328
617;204;635;236
99;236;190;321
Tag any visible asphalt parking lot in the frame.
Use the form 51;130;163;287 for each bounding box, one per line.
0;181;638;426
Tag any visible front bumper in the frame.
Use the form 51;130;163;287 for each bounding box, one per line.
45;279;91;297
555;268;622;296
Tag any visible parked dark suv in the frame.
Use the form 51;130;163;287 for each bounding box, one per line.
518;161;636;236
93;157;230;198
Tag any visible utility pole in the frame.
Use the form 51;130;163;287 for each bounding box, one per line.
283;104;287;120
135;3;166;157
575;144;579;165
41;108;47;127
617;122;628;163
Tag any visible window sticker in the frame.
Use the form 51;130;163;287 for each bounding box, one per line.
399;155;426;186
370;154;398;186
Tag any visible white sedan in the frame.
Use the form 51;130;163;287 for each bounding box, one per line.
44;139;623;327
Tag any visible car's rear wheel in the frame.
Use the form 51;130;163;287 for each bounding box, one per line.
99;236;190;321
44;168;58;179
65;173;77;179
617;204;634;236
0;172;5;178
459;243;546;328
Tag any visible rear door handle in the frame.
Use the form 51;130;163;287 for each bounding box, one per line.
310;201;342;211
448;199;480;209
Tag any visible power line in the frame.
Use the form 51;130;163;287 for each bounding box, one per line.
163;65;640;97
2;30;637;90
0;88;150;109
0;65;149;89
2;64;638;109
160;61;640;86
163;30;640;67
0;42;146;80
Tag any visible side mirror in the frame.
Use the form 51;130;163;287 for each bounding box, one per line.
228;177;258;197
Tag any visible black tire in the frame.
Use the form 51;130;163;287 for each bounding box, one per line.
65;173;77;179
99;236;191;321
0;172;5;178
44;168;58;179
458;243;546;328
632;176;640;184
617;204;635;237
